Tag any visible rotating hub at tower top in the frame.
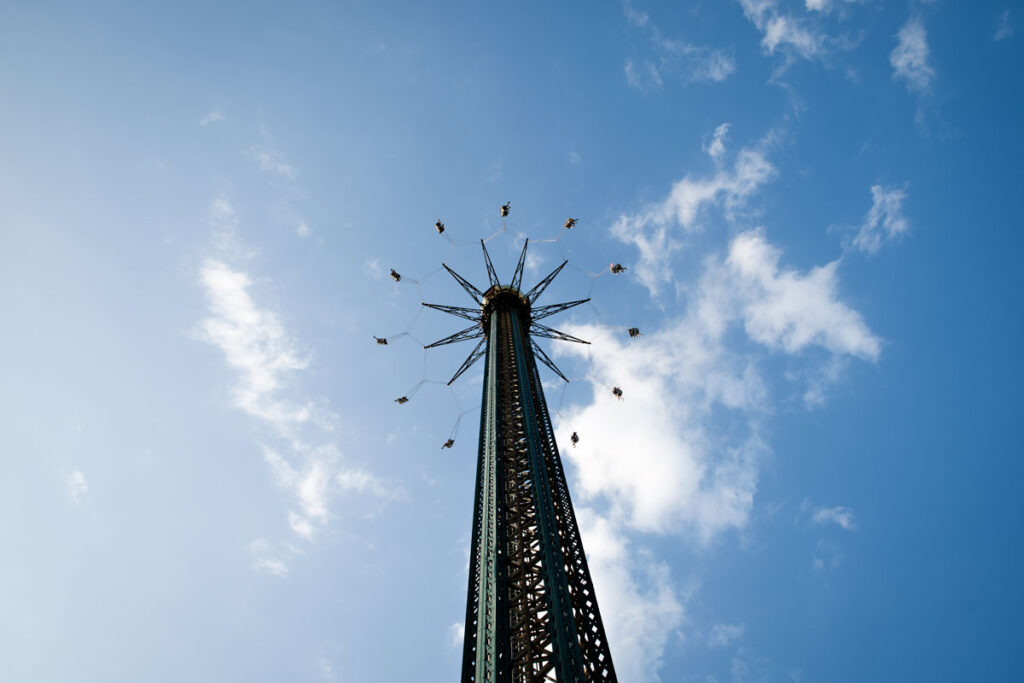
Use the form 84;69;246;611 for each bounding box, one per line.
480;284;531;332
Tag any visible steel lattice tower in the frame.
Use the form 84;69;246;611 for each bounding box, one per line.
423;239;617;683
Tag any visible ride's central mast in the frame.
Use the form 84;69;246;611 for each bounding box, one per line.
423;238;617;682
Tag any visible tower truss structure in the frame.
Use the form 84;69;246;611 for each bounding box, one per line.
424;240;617;683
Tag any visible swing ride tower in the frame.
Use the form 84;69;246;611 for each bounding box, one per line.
422;239;618;683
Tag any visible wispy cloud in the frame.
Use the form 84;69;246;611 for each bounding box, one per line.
623;1;735;90
250;538;289;577
737;0;830;61
812;505;857;531
848;184;910;254
891;17;935;95
65;470;88;504
708;622;746;648
198;260;313;430
199;110;225;126
611;125;777;294
318;657;336;681
197;196;392;551
247;145;297;179
804;0;863;15
994;10;1014;42
448;622;465;649
704;123;731;162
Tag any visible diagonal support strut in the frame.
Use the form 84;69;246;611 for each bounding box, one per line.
422;302;483;323
481;240;500;288
510;238;529;291
448;338;487;385
530;322;590;345
530;298;590;322
443;263;485;306
531;338;569;382
524;260;568;304
425;323;485;348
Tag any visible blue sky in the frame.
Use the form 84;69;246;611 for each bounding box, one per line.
1;1;1022;681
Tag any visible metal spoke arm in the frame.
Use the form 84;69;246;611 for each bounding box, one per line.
530;298;589;322
422;302;483;323
443;263;484;305
448;338;487;385
531;339;568;382
425;324;485;348
530;322;590;345
481;240;500;288
524;260;568;304
510;238;529;291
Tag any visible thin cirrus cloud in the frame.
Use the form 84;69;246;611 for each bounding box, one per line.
623;1;736;89
197;197;391;563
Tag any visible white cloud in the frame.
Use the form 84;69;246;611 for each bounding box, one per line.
65;470;88;504
555;320;767;538
318;657;336;681
199;110;225;126
708;622;746;648
995;10;1014;41
576;509;684;682
849;184;909;254
738;0;828;60
801;355;848;409
805;0;862;14
250;538;289;577
812;505;857;531
248;146;297;179
813;539;842;571
891;18;935;94
725;230;881;360
705;123;731;161
297;221;311;237
611;131;776;294
558;227;877;541
581;127;881;680
448;622;465;649
264;445;391;539
625;59;662;89
623;1;649;28
336;468;392;498
197;259;312;431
